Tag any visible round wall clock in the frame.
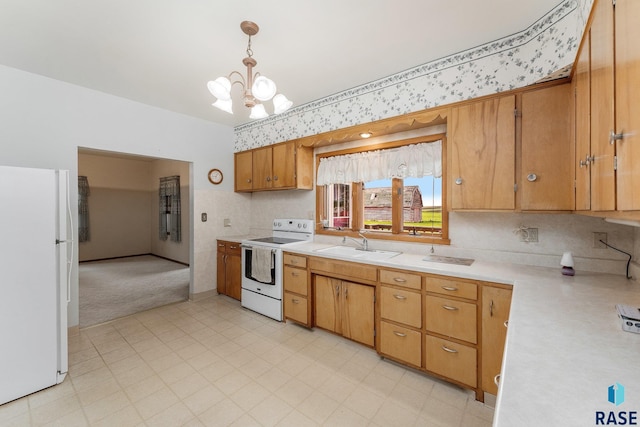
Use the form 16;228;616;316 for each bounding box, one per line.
208;168;223;185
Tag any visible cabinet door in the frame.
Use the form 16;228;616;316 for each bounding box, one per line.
342;281;375;347
314;276;341;334
450;95;516;210
226;252;242;301
234;151;253;192
252;146;273;190
615;0;640;210
216;244;227;295
590;0;616;211
481;286;512;395
521;84;573;210
272;142;296;189
574;34;591;211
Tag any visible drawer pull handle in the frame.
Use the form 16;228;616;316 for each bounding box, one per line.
291;272;300;277
442;305;459;311
504;320;509;328
229;245;238;249
291;299;300;304
393;331;407;337
290;259;298;264
441;345;458;354
393;294;407;300
393;277;407;283
494;374;501;386
441;286;458;292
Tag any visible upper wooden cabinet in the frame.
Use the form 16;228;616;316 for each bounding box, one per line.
520;83;573;211
589;0;616;211
574;31;591;211
234;141;313;192
449;95;516;210
614;0;640;211
573;0;640;213
449;83;573;212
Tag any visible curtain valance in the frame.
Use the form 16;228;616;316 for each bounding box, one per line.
316;140;442;186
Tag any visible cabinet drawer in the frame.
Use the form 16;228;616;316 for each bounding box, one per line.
284;292;308;325
284;253;307;268
228;242;242;255
380;286;421;328
309;257;377;283
425;295;477;343
379;269;421;290
425;276;477;300
380;321;422;368
425;335;477;388
283;266;307;295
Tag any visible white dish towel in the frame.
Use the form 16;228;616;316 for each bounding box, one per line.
251;247;273;283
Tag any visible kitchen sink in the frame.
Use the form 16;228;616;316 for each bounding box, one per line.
314;245;401;261
423;254;474;266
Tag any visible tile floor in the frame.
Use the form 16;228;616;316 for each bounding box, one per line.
0;295;494;426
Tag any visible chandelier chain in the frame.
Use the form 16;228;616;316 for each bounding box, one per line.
246;35;253;58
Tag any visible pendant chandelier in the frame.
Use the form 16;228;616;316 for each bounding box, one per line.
207;21;292;119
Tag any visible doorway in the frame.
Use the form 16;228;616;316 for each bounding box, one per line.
77;148;192;328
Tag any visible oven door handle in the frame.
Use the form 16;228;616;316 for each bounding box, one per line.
241;244;277;254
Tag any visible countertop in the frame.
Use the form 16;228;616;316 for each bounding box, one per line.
280;241;640;426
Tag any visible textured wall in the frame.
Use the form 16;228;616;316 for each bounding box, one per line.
235;0;593;151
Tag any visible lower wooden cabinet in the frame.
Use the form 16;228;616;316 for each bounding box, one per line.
283;253;311;326
425;335;477;388
481;284;512;395
216;240;241;300
379;321;422;368
314;275;375;347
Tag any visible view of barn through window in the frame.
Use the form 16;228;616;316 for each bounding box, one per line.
324;177;443;237
364;176;442;237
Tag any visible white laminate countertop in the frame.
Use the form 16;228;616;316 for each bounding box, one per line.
281;241;640;426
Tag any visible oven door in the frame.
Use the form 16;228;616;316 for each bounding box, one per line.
241;245;283;300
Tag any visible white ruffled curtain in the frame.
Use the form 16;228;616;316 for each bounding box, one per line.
316;140;442;185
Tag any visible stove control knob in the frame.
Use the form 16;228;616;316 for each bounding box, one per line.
303;223;307;229
297;223;302;228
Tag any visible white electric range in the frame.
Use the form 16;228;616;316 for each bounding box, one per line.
240;219;314;321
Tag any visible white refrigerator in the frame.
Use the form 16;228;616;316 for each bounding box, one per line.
0;166;70;405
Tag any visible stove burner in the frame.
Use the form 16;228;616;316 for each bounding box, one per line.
249;237;303;245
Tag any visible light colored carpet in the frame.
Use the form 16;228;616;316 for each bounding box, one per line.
79;255;189;328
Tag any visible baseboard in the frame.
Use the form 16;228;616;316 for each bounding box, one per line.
68;325;80;337
79;253;189;266
190;289;217;301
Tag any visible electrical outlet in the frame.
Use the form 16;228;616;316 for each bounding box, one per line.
201;213;207;222
224;218;231;227
519;227;538;242
594;232;607;249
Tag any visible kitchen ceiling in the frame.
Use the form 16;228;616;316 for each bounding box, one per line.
0;0;565;128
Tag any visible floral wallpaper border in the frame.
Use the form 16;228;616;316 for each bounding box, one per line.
235;0;592;152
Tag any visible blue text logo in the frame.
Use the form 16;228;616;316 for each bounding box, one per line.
596;383;637;425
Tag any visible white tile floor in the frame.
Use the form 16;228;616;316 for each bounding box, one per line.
0;295;494;426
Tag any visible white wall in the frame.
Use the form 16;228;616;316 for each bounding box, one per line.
0;64;247;328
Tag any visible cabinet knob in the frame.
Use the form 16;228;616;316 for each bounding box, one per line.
494;374;501;386
527;173;537;182
291;298;300;304
273;175;278;181
504;320;509;328
455;177;463;185
610;129;624;145
247;178;252;183
266;176;271;182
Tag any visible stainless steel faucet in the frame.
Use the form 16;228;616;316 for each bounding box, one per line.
342;232;369;251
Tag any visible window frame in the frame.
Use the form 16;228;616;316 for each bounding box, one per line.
315;133;449;245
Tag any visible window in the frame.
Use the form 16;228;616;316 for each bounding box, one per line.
316;134;448;243
78;176;90;242
159;176;181;242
